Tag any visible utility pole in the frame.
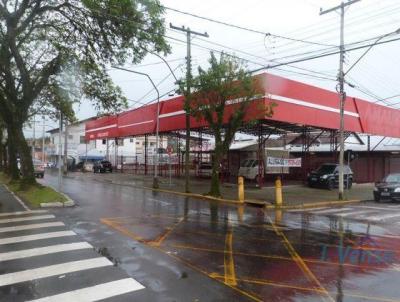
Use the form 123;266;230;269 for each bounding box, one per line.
42;116;45;163
170;23;208;193
320;0;360;200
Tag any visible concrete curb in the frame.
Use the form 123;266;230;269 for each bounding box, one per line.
88;176;363;210
146;185;362;210
144;187;245;205
263;199;362;210
39;184;76;208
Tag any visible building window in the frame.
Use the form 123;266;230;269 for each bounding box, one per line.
102;139;106;145
130;138;134;143
80;136;86;144
136;141;140;145
68;134;73;140
51;137;54;144
150;142;155;146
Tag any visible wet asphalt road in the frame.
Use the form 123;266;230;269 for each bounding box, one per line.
2;172;400;301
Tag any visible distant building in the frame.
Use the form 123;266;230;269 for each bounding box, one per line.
47;117;168;167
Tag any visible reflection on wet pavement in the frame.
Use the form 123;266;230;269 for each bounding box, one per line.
101;199;400;302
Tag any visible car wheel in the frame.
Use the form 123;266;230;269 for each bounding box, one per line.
328;179;335;190
374;196;380;203
347;179;353;189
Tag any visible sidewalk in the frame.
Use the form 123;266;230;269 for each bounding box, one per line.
63;171;374;206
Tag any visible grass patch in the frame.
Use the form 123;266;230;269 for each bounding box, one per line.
0;172;67;207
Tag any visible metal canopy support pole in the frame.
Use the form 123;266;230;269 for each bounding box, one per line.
257;123;264;188
144;135;148;176
106;138;109;161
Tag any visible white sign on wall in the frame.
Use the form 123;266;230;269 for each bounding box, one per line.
266;157;302;167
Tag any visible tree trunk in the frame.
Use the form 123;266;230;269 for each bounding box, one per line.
12;124;36;185
0;130;3;171
6;127;20;181
209;144;223;197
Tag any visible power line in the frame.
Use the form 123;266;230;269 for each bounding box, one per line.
252;34;400;73
162;5;335;47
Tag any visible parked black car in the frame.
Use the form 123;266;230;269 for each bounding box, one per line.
307;163;353;190
373;173;400;202
93;160;113;173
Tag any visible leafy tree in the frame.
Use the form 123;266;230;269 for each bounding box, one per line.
188;53;275;197
0;0;169;184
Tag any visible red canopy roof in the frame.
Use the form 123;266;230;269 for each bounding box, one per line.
85;73;400;140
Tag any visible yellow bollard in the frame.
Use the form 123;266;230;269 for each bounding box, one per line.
238;176;245;203
275;176;283;207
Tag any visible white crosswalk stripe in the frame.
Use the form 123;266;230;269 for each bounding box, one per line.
0;214;55;224
0;242;92;261
0;210;48;217
0;211;145;301
367;212;400;222
334;210;377;217
0;257;112;287
0;231;76;245
310;207;354;214
27;278;145;302
301;205;400;224
0;222;64;233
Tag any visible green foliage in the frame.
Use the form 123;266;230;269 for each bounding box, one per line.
0;172;67;207
0;0;169;180
0;0;169;121
183;52;275;196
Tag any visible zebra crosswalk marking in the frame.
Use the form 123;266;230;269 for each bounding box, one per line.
0;214;55;224
0;222;64;233
0;242;92;261
0;231;76;245
27;278;145;302
0;257;112;287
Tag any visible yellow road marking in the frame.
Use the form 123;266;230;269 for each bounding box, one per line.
168;227;398;254
170;243;400;272
266;215;334;302
212;274;400;302
101;217;262;302
149;217;184;247
223;226;237;286
100;218;144;242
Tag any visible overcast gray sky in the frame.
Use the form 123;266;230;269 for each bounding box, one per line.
27;0;400;137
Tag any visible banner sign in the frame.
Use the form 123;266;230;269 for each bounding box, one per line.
266;157;302;167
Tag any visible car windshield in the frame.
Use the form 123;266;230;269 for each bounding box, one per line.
384;174;400;183
240;160;250;167
316;164;336;174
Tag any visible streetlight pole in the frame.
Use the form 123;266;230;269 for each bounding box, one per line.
112;66;160;189
58;111;63;192
42;116;45;163
32;115;36;160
